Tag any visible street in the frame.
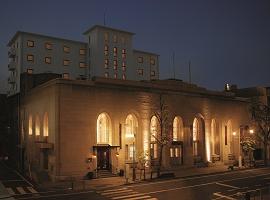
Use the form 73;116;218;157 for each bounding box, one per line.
1;161;270;200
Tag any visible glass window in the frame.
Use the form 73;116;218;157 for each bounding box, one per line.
122;49;126;59
122;73;126;80
27;54;34;62
79;62;86;68
173;117;184;141
43;112;49;137
63;45;70;53
80;48;86;55
105;59;109;69
27;40;34;47
129;144;136;160
104;45;109;56
104;72;109;78
113;47;117;57
113;60;118;70
97;113;112;144
138;69;143;75
28;115;32;135
150;58;155;65
45;42;52;50
151;70;155;76
63;60;70;66
137;57;143;63
35;115;40;136
104;32;109;42
27;68;33;74
170;148;174;157
114;73;117;79
175;148;179;157
62;73;69;79
45;57;51;64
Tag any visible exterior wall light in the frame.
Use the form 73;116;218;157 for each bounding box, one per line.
92;154;97;159
232;132;236;136
249;129;254;134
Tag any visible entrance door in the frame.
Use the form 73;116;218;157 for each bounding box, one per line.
97;147;110;170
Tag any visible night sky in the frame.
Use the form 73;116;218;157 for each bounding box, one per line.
0;0;270;93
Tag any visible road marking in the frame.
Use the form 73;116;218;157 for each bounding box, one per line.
101;189;134;195
14;170;33;187
16;186;26;194
213;192;236;200
100;187;128;193
27;187;38;193
124;196;152;200
6;187;16;195
112;193;147;199
216;182;239;189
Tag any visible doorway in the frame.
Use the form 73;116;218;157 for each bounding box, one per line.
97;147;110;170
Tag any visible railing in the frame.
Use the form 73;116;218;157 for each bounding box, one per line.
8;47;15;58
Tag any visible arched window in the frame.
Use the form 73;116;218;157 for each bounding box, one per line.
193;116;205;158
173;116;184;141
35;115;40;136
150;116;159;159
97;113;112;144
43;112;49;137
125;114;138;160
29;114;33;136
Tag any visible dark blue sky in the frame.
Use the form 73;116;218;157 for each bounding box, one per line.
1;0;270;92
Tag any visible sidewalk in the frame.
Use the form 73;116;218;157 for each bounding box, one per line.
39;164;231;191
0;182;15;200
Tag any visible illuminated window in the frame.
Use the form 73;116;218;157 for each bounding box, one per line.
173;116;183;141
122;73;126;80
43;112;49;137
114;73;117;79
45;57;51;64
79;62;86;68
175;148;179;157
122;49;126;59
113;60;118;70
150;58;155;65
104;45;109;56
63;45;70;53
35;115;40;136
113;35;117;43
113;47;117;57
150;116;159;159
151;70;155;76
97;113;112;144
104;32;109;42
63;60;70;66
138;69;143;75
79;48;86;55
104;72;109;78
27;40;34;47
193;118;199;156
137;57;143;63
45;42;52;50
27;54;34;62
29;114;33;135
105;59;109;69
62;73;69;79
27;68;33;74
122;66;126;71
170;148;174;157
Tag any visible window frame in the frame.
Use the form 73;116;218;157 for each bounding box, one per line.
44;57;52;64
27;40;34;47
79;48;86;55
62;73;70;79
63;45;70;53
137;57;143;63
63;59;70;66
27;54;34;62
45;42;52;50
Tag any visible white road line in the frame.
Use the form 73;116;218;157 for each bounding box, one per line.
27;187;38;193
112;193;146;200
124;195;152;200
101;187;128;193
213;192;236;200
108;192;138;197
101;189;134;195
216;182;239;189
16;186;27;194
6;187;16;195
14;170;33;187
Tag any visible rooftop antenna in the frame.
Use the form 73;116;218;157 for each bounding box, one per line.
189;60;192;83
173;52;175;79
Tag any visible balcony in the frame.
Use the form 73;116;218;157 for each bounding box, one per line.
8;75;15;84
8;47;16;58
8;61;16;71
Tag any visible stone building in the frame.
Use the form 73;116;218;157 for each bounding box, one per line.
19;77;251;181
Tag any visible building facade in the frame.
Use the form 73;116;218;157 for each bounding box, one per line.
20;78;251;181
7;25;159;96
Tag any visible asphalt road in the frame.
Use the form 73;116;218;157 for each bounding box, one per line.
1;162;270;200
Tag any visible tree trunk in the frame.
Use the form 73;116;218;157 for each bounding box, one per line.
264;142;268;166
157;144;163;177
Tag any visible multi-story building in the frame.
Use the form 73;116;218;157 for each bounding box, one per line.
7;25;159;96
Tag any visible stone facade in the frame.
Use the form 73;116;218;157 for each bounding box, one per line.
20;78;251;181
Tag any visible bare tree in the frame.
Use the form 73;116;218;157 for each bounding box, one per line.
250;100;270;166
152;94;171;176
